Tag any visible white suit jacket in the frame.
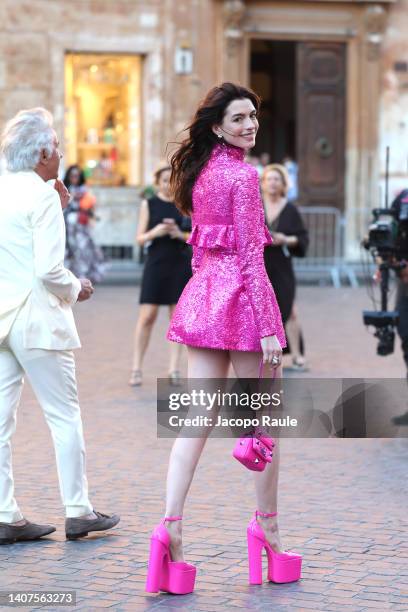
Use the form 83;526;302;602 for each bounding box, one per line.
0;170;82;350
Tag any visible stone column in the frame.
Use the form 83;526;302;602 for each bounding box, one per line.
219;0;246;83
346;4;387;259
160;0;221;161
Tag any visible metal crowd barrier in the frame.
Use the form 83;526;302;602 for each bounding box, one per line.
293;206;358;288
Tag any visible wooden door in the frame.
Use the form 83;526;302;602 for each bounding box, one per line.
296;42;346;209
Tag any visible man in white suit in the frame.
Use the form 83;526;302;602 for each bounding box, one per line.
0;108;119;544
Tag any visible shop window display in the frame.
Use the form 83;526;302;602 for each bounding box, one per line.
65;53;142;186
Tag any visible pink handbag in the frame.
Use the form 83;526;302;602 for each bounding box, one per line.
232;358;276;472
233;432;275;471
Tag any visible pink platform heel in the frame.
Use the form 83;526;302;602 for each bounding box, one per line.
247;510;302;585
145;516;196;595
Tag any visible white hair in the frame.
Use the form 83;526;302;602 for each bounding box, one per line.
0;107;55;172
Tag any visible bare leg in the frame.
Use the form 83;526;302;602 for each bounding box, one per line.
286;303;305;365
230;350;284;553
165;346;230;560
168;305;183;376
130;304;159;372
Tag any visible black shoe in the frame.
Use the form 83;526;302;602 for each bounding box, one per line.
0;520;56;545
65;511;120;540
392;412;408;426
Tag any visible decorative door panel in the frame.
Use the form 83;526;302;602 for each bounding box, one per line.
297;43;346;209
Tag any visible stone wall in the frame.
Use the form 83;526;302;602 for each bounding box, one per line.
0;0;218;185
0;0;219;252
1;0;407;258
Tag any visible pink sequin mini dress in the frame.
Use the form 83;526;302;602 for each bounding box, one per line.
167;142;286;352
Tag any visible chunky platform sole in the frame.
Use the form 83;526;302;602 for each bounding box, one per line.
146;536;196;594
247;528;302;585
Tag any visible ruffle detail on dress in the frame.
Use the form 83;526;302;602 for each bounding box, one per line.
187;224;236;250
188;223;273;251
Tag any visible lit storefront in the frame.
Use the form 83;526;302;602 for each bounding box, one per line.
64;54;142;187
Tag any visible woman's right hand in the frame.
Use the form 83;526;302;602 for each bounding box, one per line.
260;335;282;368
150;223;170;238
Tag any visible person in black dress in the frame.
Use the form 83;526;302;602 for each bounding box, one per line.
129;166;192;386
261;163;309;370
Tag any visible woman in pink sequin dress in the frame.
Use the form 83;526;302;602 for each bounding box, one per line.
147;83;289;587
167;133;286;351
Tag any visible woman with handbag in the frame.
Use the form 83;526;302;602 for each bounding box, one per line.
145;83;302;595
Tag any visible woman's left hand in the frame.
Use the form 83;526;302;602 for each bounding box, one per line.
168;226;185;240
271;232;287;246
260;335;282;368
54;179;71;209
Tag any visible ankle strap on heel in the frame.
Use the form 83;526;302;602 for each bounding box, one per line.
163;515;182;522
255;510;277;518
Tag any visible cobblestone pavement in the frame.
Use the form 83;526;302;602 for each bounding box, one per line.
1;286;407;611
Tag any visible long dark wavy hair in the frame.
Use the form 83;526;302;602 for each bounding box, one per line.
170;82;261;215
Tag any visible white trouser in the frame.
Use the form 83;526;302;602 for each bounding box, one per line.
0;307;93;522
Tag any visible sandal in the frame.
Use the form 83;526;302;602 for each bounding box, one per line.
129;369;142;386
289;357;309;372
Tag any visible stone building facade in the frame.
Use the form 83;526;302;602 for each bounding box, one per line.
0;0;407;261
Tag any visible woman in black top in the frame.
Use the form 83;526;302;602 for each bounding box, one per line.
129;166;192;386
262;164;309;370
